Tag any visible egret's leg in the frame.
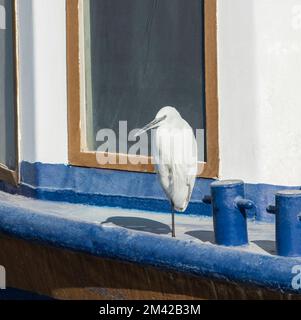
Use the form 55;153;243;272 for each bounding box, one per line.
171;205;176;238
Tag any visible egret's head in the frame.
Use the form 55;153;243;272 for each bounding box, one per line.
135;106;181;137
156;106;181;121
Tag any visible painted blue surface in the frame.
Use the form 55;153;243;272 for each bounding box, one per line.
272;191;301;257
2;162;213;216
0;162;300;222
0;198;300;294
211;180;253;246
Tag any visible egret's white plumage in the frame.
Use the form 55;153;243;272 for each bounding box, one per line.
136;106;198;237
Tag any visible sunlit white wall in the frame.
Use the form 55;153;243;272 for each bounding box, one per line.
218;0;301;186
18;0;68;164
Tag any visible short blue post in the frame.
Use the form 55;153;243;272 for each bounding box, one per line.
267;190;301;257
211;180;254;247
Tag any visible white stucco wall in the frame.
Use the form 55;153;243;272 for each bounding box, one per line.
218;0;301;186
18;0;68;164
16;0;301;186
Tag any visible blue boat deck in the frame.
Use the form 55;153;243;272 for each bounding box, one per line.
0;190;300;295
0;191;275;254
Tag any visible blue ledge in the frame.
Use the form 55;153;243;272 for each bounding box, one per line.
0;194;300;295
0;162;300;222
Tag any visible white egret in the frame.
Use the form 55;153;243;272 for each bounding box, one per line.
135;106;198;238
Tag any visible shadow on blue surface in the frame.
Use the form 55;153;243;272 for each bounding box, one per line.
253;240;276;255
185;230;216;244
102;216;171;235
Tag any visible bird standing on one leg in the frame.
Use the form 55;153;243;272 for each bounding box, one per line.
135;106;198;238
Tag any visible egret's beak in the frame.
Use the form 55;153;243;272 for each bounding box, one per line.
135;116;166;137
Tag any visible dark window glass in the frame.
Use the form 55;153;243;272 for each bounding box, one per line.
83;0;206;161
0;0;16;170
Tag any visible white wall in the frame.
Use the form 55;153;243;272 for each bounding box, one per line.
16;0;301;186
18;0;68;164
218;0;301;186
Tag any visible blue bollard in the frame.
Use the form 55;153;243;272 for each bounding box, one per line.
267;190;301;257
211;180;254;247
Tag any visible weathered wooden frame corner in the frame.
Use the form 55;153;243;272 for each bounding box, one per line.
0;165;18;186
0;0;20;187
66;0;219;179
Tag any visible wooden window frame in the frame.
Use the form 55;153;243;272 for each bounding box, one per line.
67;0;219;178
0;0;19;186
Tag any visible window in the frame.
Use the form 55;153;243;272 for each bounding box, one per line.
0;0;18;185
67;0;218;178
